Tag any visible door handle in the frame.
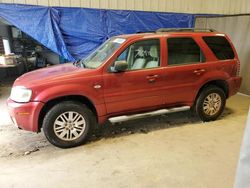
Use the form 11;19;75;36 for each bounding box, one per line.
146;75;159;83
146;75;159;79
193;69;206;75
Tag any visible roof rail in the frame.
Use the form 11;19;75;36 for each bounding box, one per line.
156;28;216;33
136;31;155;34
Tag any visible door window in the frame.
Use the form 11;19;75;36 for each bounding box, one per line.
167;37;205;66
116;39;160;70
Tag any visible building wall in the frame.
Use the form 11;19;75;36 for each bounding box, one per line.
195;16;250;95
1;0;250;14
0;22;10;38
0;37;4;54
0;21;13;52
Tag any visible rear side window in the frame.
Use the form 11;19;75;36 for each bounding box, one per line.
203;36;235;60
167;37;205;66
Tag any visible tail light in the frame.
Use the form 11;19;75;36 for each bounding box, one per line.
232;60;240;77
236;60;240;76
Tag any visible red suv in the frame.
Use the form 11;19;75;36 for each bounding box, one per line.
7;28;242;148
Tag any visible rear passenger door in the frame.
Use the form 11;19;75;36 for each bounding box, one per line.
164;37;211;105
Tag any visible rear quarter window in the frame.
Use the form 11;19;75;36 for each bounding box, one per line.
203;36;235;60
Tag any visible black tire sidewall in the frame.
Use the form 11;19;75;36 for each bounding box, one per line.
43;101;94;148
196;86;226;122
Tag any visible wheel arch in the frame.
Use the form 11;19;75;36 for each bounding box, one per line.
194;79;229;105
38;95;98;132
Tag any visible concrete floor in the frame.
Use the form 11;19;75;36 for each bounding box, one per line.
0;82;249;188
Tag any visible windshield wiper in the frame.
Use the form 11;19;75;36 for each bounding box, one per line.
73;60;85;68
73;60;80;66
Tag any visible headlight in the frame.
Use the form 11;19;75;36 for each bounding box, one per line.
10;86;32;103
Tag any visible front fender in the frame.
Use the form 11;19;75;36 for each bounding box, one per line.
32;83;104;105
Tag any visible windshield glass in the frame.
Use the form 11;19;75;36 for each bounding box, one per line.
79;37;126;69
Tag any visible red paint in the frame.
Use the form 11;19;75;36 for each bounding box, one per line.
7;98;44;132
7;31;242;132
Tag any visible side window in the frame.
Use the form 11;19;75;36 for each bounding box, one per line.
203;36;235;60
167;37;205;66
117;48;128;61
116;39;160;70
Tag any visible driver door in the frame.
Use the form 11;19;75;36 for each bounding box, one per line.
103;38;166;115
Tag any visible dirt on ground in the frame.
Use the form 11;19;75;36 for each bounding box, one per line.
0;82;249;188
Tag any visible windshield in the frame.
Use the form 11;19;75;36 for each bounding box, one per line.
79;37;126;69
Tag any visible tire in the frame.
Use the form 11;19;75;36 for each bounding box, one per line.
195;85;226;122
42;101;95;148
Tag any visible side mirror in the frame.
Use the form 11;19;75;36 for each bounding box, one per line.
112;60;128;72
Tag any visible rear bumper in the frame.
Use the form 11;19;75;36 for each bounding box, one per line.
7;98;44;132
227;76;242;97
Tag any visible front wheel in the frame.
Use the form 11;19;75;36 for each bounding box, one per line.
43;101;95;148
195;85;226;122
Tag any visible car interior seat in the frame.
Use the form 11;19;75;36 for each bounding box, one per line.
131;46;146;70
145;45;159;68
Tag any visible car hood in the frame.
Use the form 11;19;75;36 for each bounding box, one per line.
14;63;87;87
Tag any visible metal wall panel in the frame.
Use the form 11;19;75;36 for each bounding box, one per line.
26;0;38;5
80;0;90;8
195;16;250;95
13;0;25;4
59;0;70;7
70;0;80;7
37;0;49;6
1;0;250;14
109;0;118;10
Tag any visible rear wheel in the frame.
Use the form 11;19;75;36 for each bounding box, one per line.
43;101;95;148
195;85;226;121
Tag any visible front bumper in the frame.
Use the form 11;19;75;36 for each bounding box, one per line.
7;98;44;132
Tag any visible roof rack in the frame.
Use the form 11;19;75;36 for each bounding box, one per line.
136;31;155;34
156;28;216;33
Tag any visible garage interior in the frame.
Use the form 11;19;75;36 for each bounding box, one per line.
0;1;250;188
0;17;61;80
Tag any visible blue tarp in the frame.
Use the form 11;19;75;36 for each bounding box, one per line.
0;3;196;61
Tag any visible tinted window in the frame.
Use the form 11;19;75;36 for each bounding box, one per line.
203;36;235;60
167;37;205;66
116;39;160;70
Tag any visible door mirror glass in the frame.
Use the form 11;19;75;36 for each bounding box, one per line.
112;60;128;72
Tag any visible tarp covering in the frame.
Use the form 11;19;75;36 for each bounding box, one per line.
0;3;196;61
